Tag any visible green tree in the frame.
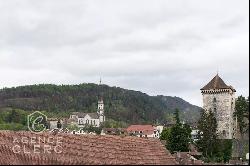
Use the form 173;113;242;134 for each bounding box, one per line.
7;109;19;123
67;124;79;131
221;139;233;162
234;95;249;136
197;109;218;158
196;109;232;163
160;127;171;141
173;109;181;124
234;95;249;158
167;109;192;153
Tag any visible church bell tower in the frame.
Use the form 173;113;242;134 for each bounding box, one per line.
97;77;105;123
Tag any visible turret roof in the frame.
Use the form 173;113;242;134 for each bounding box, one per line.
201;74;236;91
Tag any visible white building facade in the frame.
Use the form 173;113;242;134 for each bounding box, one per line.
126;125;163;138
69;98;105;128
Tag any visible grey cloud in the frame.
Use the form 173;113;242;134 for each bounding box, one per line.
0;0;248;106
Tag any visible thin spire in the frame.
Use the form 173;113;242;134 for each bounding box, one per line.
99;77;102;85
98;77;103;101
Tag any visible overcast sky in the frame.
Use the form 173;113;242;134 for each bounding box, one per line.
0;0;249;106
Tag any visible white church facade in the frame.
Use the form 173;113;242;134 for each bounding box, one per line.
69;97;105;128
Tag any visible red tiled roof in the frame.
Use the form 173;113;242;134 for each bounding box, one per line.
126;125;155;135
0;131;177;165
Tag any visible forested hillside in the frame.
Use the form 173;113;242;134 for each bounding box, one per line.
0;84;201;125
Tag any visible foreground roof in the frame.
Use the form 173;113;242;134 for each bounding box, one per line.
200;74;236;91
0;131;177;165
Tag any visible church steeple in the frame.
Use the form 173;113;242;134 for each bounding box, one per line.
97;96;105;122
97;77;105;122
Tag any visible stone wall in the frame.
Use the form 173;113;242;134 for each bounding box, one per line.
202;89;236;139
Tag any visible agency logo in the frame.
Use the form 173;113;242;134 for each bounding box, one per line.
27;111;47;133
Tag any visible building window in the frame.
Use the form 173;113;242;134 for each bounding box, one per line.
223;130;226;137
214;108;217;115
213;97;217;102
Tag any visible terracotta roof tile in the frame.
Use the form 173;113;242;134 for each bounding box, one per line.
126;125;156;135
0;131;177;165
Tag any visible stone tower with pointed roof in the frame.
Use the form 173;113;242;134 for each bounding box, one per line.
201;74;236;139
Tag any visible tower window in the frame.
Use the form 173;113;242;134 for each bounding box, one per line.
213;97;217;102
222;130;226;137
